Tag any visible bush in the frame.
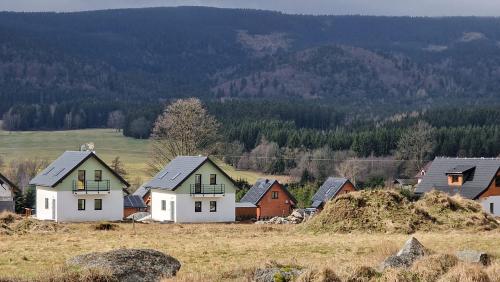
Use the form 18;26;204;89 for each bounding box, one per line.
93;222;119;231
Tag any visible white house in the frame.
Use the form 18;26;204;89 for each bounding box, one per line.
30;151;129;222
0;173;18;212
143;156;236;223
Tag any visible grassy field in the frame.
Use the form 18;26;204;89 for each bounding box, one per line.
0;128;289;185
0;222;498;281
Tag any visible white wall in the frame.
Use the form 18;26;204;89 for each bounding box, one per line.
151;190;176;221
151;189;235;223
56;190;123;222
36;187;58;220
37;190;124;222
175;194;235;223
480;196;500;217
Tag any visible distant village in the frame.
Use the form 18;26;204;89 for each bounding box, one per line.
1;147;498;223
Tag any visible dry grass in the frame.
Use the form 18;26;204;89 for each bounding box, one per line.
0;222;498;281
304;190;499;234
439;262;491;282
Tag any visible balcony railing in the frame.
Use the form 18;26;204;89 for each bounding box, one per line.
190;184;225;195
72;180;110;193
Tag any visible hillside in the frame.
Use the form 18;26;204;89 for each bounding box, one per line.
0;127;288;185
2;7;500;116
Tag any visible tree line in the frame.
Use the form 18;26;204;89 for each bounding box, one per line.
3;100;500;160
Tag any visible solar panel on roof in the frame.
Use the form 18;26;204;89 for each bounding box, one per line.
158;171;169;179
43;167;55;175
53;168;65;176
171;172;181;180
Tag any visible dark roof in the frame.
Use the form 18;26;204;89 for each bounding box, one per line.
240;178;275;204
311;200;323;208
311;177;352;207
240;179;297;206
124;195;147;208
143;156;234;191
30;151;129;187
0;173;18;192
446;165;476;174
416;157;500;199
133;185;150;198
394;178;418;186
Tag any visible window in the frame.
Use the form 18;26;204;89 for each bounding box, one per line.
451;175;459;183
496;176;500;188
78;199;86;210
95;170;102;181
161;200;166;211
210;201;217;212
490;203;494;214
272;191;279;199
210;174;217;185
94;199;102;210
195;201;202;212
45;198;49;209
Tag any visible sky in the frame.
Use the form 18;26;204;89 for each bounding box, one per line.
1;0;500;17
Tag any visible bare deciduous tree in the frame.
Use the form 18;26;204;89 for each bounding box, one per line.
336;158;361;186
148;98;220;175
396;121;435;174
110;156;128;179
6;158;49;192
107;110;125;132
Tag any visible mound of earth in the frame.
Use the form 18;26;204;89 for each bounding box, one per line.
304;190;498;234
67;249;181;282
416;191;498;231
0;216;66;235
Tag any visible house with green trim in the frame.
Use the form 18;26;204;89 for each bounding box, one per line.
142;156;236;223
30;151;129;222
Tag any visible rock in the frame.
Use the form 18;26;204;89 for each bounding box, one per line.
254;266;303;282
456;250;491;266
397;237;426;257
379;237;426;270
67;249;181;282
291;209;304;219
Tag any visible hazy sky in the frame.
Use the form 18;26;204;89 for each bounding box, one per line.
1;0;500;16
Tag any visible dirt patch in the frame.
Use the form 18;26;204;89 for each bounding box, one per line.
0;217;66;235
303;190;498;234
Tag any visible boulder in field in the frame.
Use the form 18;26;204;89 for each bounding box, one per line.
67;249;181;282
254;262;303;282
379;237;427;270
456;250;491;266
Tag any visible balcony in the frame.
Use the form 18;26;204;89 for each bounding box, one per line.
190;184;225;197
72;180;110;194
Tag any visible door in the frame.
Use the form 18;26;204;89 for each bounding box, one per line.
195;174;202;193
77;170;86;190
170;201;175;221
51;199;56;220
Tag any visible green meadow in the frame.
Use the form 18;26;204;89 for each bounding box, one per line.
0;128;288;185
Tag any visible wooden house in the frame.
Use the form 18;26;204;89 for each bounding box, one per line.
239;179;296;219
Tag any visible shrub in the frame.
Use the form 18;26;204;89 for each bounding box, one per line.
93;222;119;231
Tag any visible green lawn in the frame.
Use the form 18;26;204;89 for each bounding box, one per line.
0;128;289;185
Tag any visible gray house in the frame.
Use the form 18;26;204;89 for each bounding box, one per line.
0;173;18;212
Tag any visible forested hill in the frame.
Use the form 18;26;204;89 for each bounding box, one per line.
2;7;500;119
